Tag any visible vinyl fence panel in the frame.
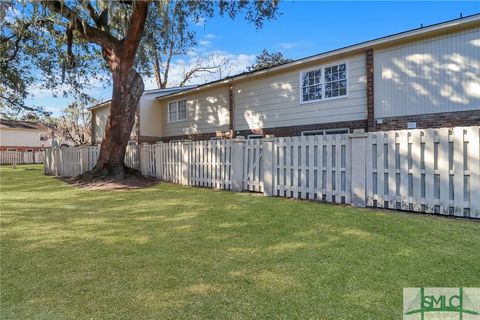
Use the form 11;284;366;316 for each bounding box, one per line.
43;126;479;219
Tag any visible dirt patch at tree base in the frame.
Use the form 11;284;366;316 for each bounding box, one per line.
59;174;157;191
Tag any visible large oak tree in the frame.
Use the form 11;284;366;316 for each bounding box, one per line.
2;1;280;178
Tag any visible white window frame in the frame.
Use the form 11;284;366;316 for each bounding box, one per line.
299;60;349;104
302;128;350;136
168;99;187;123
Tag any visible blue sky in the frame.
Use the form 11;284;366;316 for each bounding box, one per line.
26;1;480;115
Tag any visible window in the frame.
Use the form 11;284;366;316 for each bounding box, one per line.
26;149;33;152
301;69;322;102
168;100;187;122
302;128;349;136
301;130;324;136
300;61;347;103
247;134;264;139
7;148;16;151
324;128;349;135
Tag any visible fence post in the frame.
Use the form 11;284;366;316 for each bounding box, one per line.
231;137;245;192
262;137;275;196
349;132;368;207
53;148;61;176
154;142;162;180
79;146;89;174
140;143;148;176
180;140;191;185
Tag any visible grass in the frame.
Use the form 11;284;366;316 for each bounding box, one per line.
1;165;479;319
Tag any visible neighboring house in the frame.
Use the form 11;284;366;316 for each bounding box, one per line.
91;15;480;144
0;119;63;151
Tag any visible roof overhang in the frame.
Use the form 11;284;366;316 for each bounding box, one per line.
88;85;198;111
88;100;111;112
155;13;480;102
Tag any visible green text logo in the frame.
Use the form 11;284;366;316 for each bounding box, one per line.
404;288;480;320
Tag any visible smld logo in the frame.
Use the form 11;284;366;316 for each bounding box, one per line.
403;288;480;319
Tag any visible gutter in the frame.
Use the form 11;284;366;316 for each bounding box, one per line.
155;13;480;102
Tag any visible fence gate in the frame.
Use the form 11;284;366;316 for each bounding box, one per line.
243;139;264;192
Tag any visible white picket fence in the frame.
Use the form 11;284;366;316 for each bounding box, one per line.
44;145;139;176
272;135;350;203
366;127;479;217
0;151;44;165
44;126;480;218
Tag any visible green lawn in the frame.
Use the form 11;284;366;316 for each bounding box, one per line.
1;165;479;319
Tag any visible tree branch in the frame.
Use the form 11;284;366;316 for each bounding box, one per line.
42;1;120;51
123;1;149;64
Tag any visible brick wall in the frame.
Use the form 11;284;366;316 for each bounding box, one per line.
236;120;367;137
140;130;233;143
374;110;480;131
366;48;375;132
229;85;235;137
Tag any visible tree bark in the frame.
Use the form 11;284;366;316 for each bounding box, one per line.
91;67;144;178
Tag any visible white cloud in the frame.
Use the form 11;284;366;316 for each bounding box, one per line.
198;39;212;47
204;33;220;39
143;50;256;90
278;42;298;49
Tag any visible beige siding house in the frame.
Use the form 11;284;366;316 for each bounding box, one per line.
91;14;480;144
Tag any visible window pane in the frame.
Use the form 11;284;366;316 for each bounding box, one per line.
323;63;347;98
302;73;308;86
301;69;322;102
169;102;177;122
178;100;187;120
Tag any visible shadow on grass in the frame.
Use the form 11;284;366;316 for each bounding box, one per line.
1;164;480;319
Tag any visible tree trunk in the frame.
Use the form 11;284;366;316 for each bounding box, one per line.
91;67;144;178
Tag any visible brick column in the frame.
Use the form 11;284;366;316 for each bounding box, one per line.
228;84;236;138
366;48;375;132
